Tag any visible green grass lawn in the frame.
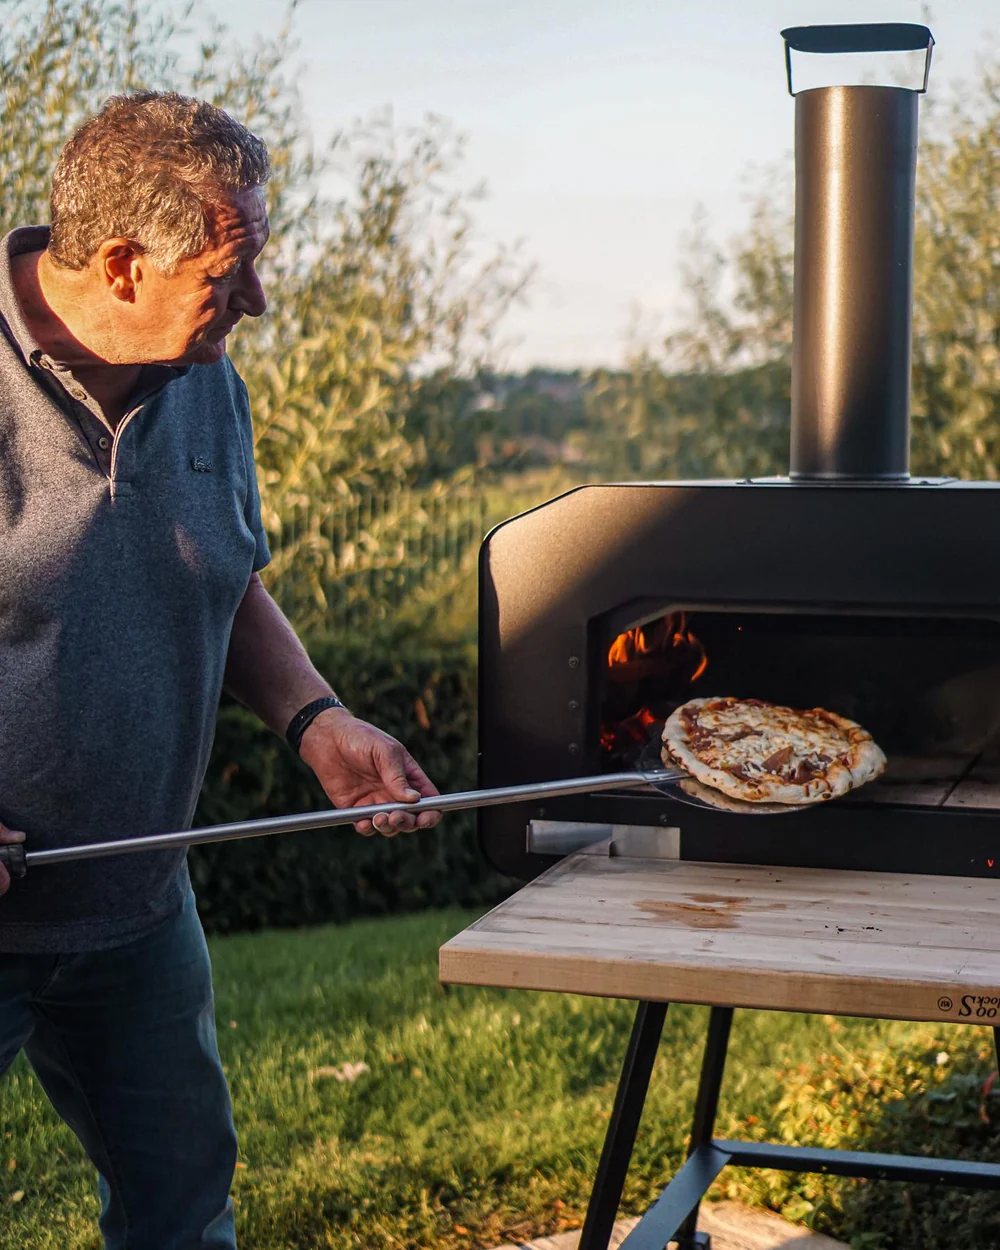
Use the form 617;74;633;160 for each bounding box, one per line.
4;907;1000;1249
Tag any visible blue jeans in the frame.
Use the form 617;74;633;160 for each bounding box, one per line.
0;889;237;1249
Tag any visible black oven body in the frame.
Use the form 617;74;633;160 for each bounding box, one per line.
478;479;1000;881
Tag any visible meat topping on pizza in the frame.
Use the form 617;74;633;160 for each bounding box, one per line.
663;696;887;806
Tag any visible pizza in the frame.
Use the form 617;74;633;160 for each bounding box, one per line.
662;696;886;806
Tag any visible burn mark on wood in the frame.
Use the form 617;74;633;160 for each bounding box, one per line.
689;893;750;904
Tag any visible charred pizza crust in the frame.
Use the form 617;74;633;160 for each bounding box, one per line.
674;774;804;815
662;696;886;806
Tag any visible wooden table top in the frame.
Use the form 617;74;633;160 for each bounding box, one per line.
439;850;1000;1024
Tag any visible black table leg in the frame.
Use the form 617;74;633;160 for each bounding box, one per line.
674;1007;735;1250
579;1000;669;1250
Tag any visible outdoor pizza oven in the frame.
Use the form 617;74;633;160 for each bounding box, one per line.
477;24;1000;882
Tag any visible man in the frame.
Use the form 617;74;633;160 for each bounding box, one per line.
0;92;440;1248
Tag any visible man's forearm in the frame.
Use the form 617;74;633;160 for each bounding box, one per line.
224;573;339;736
224;573;439;833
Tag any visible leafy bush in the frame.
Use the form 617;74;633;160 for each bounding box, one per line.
190;631;511;934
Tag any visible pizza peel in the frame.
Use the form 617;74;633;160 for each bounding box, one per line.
0;754;812;880
635;739;816;816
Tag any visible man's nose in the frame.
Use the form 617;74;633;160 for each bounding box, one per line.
232;267;267;318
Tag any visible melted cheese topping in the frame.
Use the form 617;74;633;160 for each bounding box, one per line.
682;699;855;784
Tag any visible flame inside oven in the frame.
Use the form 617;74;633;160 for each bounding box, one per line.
606;613;707;683
601;613;708;761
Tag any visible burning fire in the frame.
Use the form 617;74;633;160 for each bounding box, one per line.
606;612;708;683
600;706;658;753
600;612;708;759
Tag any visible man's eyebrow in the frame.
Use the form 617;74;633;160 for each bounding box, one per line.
236;224;269;260
206;222;269;275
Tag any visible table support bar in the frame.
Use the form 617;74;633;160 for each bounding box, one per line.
718;1139;1000;1186
618;1139;1000;1249
674;1006;734;1248
619;1145;731;1250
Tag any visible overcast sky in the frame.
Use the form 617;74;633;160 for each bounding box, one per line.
208;0;996;370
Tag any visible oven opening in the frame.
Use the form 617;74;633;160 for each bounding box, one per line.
596;610;1000;810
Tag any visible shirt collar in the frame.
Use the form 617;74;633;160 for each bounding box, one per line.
0;226;50;366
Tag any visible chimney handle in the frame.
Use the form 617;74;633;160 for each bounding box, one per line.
780;23;934;97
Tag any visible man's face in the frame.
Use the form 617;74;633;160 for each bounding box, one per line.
138;185;270;366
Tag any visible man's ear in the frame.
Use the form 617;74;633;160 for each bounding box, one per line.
97;240;143;303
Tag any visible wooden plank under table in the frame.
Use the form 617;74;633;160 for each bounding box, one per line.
440;851;1000;1025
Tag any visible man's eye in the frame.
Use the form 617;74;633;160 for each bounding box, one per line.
209;262;242;283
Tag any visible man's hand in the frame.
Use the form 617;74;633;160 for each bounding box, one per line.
0;821;26;897
298;708;441;836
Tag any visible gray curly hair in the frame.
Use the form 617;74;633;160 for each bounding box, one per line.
49;91;271;274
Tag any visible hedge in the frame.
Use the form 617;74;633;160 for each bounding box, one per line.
189;633;511;934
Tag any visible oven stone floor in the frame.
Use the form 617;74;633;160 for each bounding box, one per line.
490;1201;849;1249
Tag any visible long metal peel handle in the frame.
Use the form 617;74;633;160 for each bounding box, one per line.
2;768;684;872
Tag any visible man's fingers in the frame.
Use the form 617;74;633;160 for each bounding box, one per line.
392;753;441;829
377;809;432;835
404;758;441;827
345;738;442;837
374;742;422;803
356;807;419;837
404;757;440;800
0;824;25;896
375;810;415;837
376;741;442;805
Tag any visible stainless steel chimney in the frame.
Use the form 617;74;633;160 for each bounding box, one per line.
781;24;934;481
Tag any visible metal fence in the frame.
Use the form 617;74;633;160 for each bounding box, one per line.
263;481;536;637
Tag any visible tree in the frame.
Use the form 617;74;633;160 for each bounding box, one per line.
586;60;1000;482
1;0;529;627
911;65;1000;478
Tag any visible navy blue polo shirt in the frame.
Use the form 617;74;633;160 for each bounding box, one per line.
0;227;270;952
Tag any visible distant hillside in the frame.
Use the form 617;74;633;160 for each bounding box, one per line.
404;368;591;482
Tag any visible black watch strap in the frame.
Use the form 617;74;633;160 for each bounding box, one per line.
285;696;349;755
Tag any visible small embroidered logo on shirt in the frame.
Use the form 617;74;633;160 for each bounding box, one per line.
191;456;212;473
